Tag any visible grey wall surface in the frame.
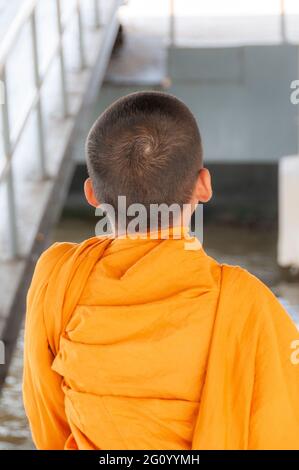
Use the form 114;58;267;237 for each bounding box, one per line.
168;45;298;162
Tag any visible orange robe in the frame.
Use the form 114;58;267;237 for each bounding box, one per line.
23;234;299;449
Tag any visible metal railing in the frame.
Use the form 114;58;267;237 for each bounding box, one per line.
0;0;102;258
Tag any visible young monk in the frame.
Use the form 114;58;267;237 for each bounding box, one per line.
23;91;299;450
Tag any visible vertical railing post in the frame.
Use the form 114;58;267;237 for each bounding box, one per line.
169;0;175;48
280;0;287;43
297;50;299;157
1;68;18;258
30;10;47;179
94;0;101;29
55;0;69;117
77;0;86;70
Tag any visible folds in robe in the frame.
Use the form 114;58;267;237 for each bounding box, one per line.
23;235;299;450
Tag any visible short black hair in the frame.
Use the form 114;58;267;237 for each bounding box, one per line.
86;91;202;212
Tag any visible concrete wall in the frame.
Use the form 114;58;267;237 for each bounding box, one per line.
168;45;298;162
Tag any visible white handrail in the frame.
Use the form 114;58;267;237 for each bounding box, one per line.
0;0;38;75
0;0;104;258
1;68;18;257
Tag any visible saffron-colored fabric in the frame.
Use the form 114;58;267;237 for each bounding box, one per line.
23;235;299;450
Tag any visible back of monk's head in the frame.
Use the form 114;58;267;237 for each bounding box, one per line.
86;91;203;212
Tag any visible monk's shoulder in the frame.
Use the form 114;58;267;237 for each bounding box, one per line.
220;264;271;293
221;263;276;302
32;242;77;287
38;241;76;267
220;263;293;328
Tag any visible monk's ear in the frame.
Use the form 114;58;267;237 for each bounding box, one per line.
84;178;99;208
194;168;213;203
